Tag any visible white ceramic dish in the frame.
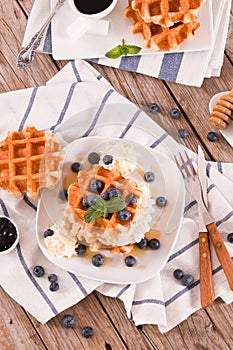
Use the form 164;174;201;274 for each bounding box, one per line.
36;136;185;284
0;216;19;255
50;0;213;60
209;90;233;147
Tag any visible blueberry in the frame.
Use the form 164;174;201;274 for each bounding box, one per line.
144;171;155;182
92;254;104;267
49;281;59;292
156;196;167;207
170;108;180;119
82;326;94;338
127;193;137;205
43;228;54;238
148;103;160;114
101;191;109;200
88;152;100;164
75;244;87;256
178;128;189;139
108;187;122;198
33;266;45;277
136;238;148;249
118;209;131;221
71;162;81;172
59;189;68;201
182;274;194;287
48;274;58;283
103;155;113;165
148;238;160;250
89;179;104;194
61;314;76;328
82;197;89;207
125;256;137;267
227;233;233;243
207;131;218;142
86;194;97;206
173;269;184;280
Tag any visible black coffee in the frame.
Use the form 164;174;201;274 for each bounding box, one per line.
74;0;114;15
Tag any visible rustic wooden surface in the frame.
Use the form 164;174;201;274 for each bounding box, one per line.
0;1;233;349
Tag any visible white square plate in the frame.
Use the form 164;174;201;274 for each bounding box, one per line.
51;0;214;60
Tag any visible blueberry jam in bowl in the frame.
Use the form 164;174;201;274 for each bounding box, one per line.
0;216;19;254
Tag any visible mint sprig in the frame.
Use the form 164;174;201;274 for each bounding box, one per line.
84;196;126;223
105;39;141;59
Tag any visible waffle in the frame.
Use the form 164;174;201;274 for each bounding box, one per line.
209;90;233;130
131;0;205;27
124;4;200;51
0;126;64;199
68;165;142;229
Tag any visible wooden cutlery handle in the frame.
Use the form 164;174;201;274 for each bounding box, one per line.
207;222;233;290
199;232;214;308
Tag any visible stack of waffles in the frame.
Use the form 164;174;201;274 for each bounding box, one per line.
124;0;206;51
0;126;64;199
209;89;233;130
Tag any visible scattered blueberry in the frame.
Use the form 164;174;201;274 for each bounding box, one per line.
127;193;137;205
144;171;155;182
61;314;76;328
59;189;68;201
43;228;54;238
82;197;89;207
178;128;189;139
118;209;131;221
92;254;104;267
75;244;87;256
227;233;233;243
173;269;184;280
90;179;104;194
88;152;100;164
182;274;194;287
170;108;180;119
71;162;81;173
108;187;122;199
207;131;218;142
48;274;58;283
33;266;45;277
156;196;167;207
101;191;109;200
136;238;148;249
148;103;160;114
49;281;59;292
86;194;97;206
125;255;137;267
148;238;160;250
103;155;113;165
82;326;94;338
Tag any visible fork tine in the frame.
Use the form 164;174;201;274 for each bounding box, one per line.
184;150;197;176
174;155;185;179
179;152;191;177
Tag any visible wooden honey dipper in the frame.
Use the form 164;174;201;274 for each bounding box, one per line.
209;89;233;130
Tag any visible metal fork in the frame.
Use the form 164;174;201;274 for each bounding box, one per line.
174;150;215;308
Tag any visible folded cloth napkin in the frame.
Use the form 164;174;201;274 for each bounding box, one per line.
22;0;231;87
0;60;233;333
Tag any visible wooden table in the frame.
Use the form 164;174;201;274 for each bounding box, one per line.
1;1;233;349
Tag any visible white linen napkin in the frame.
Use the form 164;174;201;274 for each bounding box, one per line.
0;60;233;333
21;0;231;87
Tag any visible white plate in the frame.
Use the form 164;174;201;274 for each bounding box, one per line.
209;90;233;147
36;137;185;284
51;0;213;60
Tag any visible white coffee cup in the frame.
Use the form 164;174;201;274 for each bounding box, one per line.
68;0;118;19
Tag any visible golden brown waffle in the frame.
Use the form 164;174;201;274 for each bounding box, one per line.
124;4;200;51
209;90;233;130
0;126;64;199
131;0;205;27
68;165;142;229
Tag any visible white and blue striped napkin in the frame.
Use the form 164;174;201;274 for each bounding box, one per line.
0;60;233;332
22;0;231;87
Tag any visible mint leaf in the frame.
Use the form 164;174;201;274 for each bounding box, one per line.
105;45;123;59
106;197;126;213
126;45;141;55
84;206;104;223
